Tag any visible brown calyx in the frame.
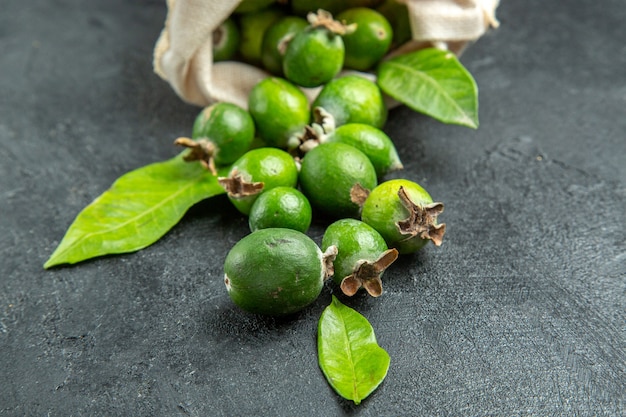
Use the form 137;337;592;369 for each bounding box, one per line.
396;186;446;246
174;137;217;175
217;169;264;198
349;183;371;207
340;249;399;297
322;245;338;280
307;9;357;36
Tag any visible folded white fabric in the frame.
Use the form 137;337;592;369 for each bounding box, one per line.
153;0;499;108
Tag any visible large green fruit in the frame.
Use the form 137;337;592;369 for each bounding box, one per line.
224;228;330;315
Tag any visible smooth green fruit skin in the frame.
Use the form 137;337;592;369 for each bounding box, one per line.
248;77;310;148
234;0;276;14
249;186;312;233
191;102;255;166
290;0;347;16
322;219;388;285
283;28;345;88
238;8;284;65
313;75;387;128
361;179;435;254
224;228;325;316
337;8;393;71
228;148;299;215
299;142;377;219
377;0;412;47
261;16;308;75
213;18;240;62
326;123;402;177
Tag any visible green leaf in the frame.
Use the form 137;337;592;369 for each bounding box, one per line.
44;153;228;268
318;296;390;405
377;48;479;128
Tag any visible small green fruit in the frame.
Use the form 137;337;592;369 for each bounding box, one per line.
325;122;402;177
248;186;313;233
237;7;284;65
283;10;353;88
261;16;308;75
248;77;310;148
175;102;255;171
322;219;398;297
224;228;334;316
376;0;412;47
360;179;446;254
212;18;240;62
337;7;393;71
312;75;387;128
299;142;377;219
218;148;298;215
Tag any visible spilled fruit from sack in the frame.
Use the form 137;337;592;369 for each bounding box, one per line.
248;186;312;233
325;122;402;177
299;142;377;219
224;228;336;316
248;77;310;148
218;147;298;215
261;16;308;75
336;7;393;70
359;179;446;254
322;218;398;297
312;75;387;128
282;10;354;88
174;102;255;172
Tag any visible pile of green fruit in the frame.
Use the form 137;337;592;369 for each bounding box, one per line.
175;1;447;316
45;0;483;405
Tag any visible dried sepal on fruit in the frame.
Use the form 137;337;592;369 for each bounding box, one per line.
396;186;446;246
174;137;218;174
218;169;264;198
340;248;398;297
306;9;357;36
359;179;446;254
322;218;397;297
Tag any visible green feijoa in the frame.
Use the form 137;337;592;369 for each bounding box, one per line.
237;7;284;65
299;142;377;219
175;103;255;171
218;147;298;215
224;228;334;316
248;77;310;148
248;186;312;233
337;8;393;71
322;219;398;297
377;0;412;47
360;179;446;254
234;0;276;14
283;10;354;88
312;75;387;128
325;122;402;177
212;18;240;62
261;16;308;75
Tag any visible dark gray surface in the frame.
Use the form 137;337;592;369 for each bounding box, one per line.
1;0;625;415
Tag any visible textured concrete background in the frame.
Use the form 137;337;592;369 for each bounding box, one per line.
1;0;624;415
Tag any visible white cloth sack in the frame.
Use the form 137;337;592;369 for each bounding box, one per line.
153;0;499;109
